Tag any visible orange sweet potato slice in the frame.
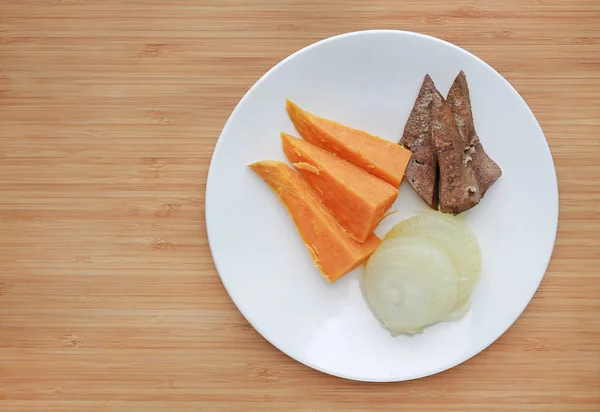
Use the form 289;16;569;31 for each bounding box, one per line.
286;100;412;187
249;160;381;282
281;132;398;243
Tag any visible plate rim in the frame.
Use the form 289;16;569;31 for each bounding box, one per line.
205;29;560;382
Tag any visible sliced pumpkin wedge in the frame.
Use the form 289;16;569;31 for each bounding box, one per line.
281;132;398;243
286;100;412;187
249;160;381;282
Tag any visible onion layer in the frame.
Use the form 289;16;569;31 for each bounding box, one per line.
385;213;481;311
363;236;459;335
362;213;481;336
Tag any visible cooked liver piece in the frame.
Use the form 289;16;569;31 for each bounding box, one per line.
399;75;440;209
431;89;481;214
446;71;502;198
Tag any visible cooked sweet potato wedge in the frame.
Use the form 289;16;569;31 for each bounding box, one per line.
281;132;398;243
286;100;411;188
249;160;381;282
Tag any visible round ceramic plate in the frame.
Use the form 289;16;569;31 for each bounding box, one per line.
205;30;558;382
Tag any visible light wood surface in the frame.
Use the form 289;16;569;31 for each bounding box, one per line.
1;1;599;411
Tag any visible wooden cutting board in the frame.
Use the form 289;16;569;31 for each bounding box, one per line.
1;1;599;411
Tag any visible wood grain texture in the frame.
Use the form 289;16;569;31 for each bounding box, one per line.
1;1;599;411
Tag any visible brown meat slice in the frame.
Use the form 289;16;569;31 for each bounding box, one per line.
399;74;439;209
447;71;502;197
431;90;481;214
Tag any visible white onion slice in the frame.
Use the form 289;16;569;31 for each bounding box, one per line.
363;236;459;336
384;213;481;311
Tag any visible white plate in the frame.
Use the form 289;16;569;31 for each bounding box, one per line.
205;30;558;382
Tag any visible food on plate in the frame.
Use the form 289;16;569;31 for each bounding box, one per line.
286;100;412;187
399;75;440;209
446;71;502;197
249;77;492;328
248;160;381;282
362;213;481;335
281;132;398;243
431;87;481;214
400;72;501;214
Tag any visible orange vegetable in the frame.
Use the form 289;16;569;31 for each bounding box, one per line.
249;160;381;282
281;132;398;243
286;100;412;187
